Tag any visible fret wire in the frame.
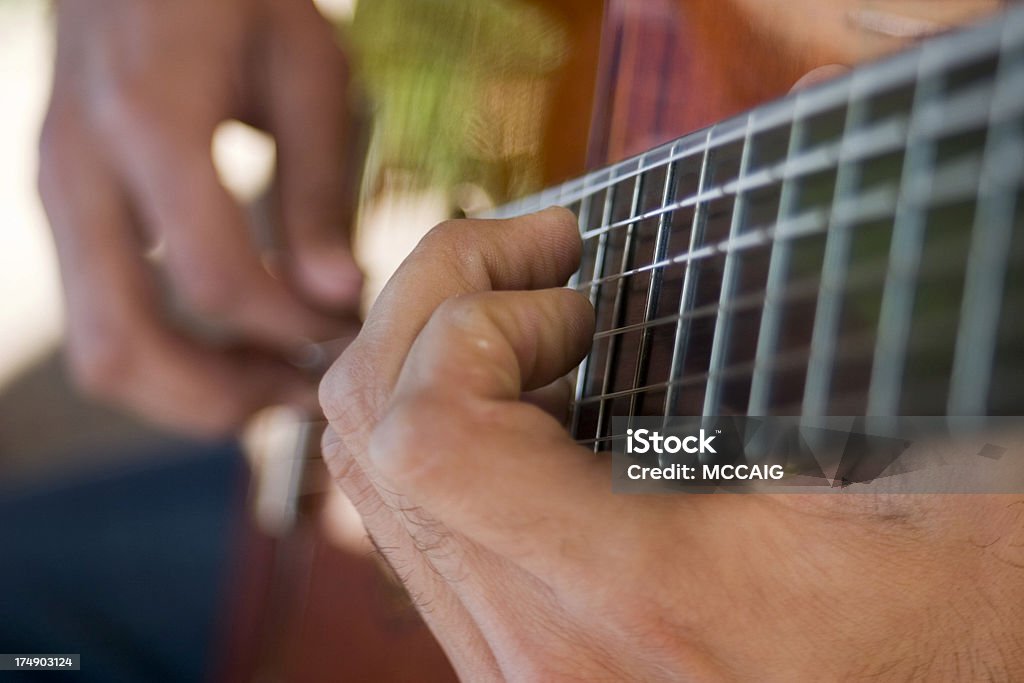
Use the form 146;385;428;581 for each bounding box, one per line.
948;34;1023;415
801;74;872;419
663;129;715;428
867;45;944;418
571;176;615;443
703;114;757;417
747;101;810;417
628;144;680;423
594;172;646;443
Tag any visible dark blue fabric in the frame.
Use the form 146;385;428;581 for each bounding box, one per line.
0;441;246;683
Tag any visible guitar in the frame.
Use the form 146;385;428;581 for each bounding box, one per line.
493;6;1024;450
218;3;1023;680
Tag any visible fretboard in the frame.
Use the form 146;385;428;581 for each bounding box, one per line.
488;8;1024;449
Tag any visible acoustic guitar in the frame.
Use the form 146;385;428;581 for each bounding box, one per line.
217;2;1023;680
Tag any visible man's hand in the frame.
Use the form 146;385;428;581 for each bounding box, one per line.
39;0;362;434
320;208;1024;681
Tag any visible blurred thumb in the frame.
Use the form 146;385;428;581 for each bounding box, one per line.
265;2;367;310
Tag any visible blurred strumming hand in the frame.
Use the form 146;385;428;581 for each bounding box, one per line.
39;0;363;435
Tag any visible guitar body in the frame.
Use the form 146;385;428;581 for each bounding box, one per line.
215;1;1018;680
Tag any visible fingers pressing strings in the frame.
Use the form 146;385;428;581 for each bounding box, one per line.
320;206;585;426
321;209;661;593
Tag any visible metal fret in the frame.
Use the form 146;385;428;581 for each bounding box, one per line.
867;46;944;417
801;77;871;419
948;32;1024;415
663;129;715;425
703;115;756;416
594;173;645;445
746;104;810;416
628;149;679;421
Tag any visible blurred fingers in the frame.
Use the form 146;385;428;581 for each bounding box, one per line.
264;0;366;310
98;94;348;349
39;108;317;435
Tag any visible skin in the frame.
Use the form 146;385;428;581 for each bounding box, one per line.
319;208;1024;681
39;0;363;435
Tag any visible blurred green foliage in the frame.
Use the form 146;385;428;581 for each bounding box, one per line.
347;0;567;202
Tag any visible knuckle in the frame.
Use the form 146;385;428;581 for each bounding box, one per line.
319;346;385;433
414;220;492;290
91;82;178;148
94;81;157;130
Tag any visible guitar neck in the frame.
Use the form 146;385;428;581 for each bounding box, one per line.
490;8;1024;447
